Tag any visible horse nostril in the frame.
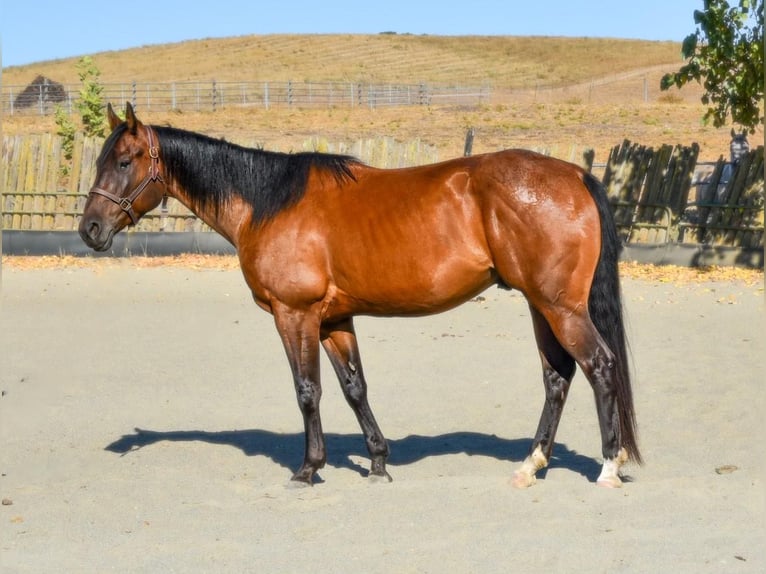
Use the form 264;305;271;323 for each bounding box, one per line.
79;218;100;241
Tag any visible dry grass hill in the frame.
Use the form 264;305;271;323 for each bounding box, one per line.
2;34;755;162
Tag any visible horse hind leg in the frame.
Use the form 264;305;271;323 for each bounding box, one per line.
512;307;576;488
584;337;630;488
545;309;630;488
321;318;392;482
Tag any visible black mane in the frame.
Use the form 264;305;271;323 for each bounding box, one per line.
152;126;359;224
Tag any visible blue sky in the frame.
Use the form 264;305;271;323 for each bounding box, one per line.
2;0;704;68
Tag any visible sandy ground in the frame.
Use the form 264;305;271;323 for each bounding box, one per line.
0;262;763;573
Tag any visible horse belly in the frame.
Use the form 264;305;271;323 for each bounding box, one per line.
329;236;495;317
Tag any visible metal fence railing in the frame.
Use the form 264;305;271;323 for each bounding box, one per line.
2;80;491;116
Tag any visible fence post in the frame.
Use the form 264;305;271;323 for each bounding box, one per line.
212;80;217;112
463;128;475;157
582;148;595;172
131;81;137;110
287;81;293;107
264;82;269;110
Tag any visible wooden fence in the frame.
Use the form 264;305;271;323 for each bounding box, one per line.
602;140;764;248
2;81;491;116
1;134;439;233
2;134;763;249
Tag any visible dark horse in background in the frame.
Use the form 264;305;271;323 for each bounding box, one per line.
80;103;641;488
694;129;751;204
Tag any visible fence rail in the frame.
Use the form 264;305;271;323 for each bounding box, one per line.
1;133;440;233
2;80;491;116
2;134;762;249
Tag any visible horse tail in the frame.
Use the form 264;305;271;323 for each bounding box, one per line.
583;172;642;464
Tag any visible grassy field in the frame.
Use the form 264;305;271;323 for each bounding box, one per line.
3;34;757;163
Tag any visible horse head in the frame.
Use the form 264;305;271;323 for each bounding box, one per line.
79;102;166;251
729;128;750;165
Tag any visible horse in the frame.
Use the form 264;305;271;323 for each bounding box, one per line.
694;129;751;204
79;103;641;489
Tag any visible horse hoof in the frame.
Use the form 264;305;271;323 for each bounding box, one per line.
596;475;623;489
511;470;536;489
596;449;628;488
368;471;393;484
286;479;313;490
287;474;314;489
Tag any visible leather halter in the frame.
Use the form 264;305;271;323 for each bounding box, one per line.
88;127;163;225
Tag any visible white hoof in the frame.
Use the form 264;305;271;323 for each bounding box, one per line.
512;469;537;489
596;447;628;488
512;446;548;489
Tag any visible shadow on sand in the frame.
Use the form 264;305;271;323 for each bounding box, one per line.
105;427;605;483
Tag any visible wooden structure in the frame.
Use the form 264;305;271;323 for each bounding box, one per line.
2;134;763;250
602;139;763;248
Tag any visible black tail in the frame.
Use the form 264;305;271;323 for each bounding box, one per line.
583;173;642;464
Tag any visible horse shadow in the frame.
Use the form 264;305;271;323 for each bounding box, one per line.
105;427;604;483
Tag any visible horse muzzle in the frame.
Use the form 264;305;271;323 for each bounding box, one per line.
78;216;116;252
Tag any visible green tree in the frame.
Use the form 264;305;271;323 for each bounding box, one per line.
661;0;764;133
53;56;107;180
74;56;107;138
53;105;76;176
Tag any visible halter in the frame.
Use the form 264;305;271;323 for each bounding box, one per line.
88;126;163;225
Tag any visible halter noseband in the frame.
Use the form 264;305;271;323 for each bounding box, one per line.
88;126;163;225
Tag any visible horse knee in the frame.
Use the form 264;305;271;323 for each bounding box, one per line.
340;368;367;403
294;378;321;411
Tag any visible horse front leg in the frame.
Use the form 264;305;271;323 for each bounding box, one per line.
272;304;325;486
321;318;391;482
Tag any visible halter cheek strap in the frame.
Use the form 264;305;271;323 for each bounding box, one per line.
88;127;163;225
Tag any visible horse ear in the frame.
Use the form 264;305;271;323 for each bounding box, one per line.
125;102;142;134
107;103;122;131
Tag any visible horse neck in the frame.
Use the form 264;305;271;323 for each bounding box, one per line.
165;181;251;247
157;127;255;247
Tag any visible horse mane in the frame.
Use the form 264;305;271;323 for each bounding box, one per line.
152;126;359;224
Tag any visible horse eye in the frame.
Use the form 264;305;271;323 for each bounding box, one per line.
118;159;131;170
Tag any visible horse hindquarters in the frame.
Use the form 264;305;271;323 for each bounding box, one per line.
481;161;639;487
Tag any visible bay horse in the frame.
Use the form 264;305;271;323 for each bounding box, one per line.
79;103;641;488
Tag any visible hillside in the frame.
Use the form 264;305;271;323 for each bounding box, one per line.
2;34;750;162
3;34;683;87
